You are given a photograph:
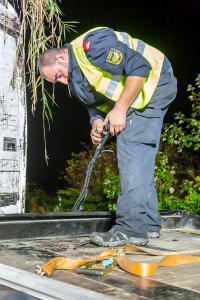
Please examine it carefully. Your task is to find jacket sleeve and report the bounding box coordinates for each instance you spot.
[83,28,152,77]
[86,105,106,126]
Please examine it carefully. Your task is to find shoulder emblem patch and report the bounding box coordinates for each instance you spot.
[83,40,91,51]
[106,48,123,65]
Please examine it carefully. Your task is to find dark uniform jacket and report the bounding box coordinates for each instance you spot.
[65,28,172,125]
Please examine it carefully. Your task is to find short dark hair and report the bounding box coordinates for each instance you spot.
[38,48,64,74]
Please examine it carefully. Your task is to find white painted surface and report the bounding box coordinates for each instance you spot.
[0,2,27,213]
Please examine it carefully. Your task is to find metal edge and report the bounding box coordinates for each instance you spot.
[0,262,116,300]
[0,211,112,221]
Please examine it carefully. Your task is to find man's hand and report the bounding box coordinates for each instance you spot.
[90,119,104,144]
[104,106,126,136]
[104,76,146,136]
[91,77,146,138]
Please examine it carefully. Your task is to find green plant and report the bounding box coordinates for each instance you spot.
[162,74,200,152]
[57,187,108,212]
[157,74,200,212]
[58,142,118,211]
[14,0,78,161]
[64,143,117,195]
[25,183,58,212]
[155,150,179,210]
[102,167,120,212]
[103,167,120,200]
[179,177,200,213]
[19,0,77,114]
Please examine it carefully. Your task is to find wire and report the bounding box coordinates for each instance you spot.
[72,125,110,212]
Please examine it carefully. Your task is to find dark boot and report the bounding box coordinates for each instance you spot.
[90,228,149,247]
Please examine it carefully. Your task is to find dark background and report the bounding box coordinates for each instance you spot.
[27,0,200,193]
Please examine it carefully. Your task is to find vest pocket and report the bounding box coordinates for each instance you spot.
[134,108,161,118]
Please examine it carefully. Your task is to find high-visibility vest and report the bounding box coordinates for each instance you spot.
[70,27,164,112]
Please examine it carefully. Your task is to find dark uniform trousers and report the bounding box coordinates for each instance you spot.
[114,68,177,238]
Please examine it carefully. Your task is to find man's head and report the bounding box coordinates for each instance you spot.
[38,48,69,85]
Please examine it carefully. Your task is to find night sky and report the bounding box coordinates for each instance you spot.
[27,0,200,193]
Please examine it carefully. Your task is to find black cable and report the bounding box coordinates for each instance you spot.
[72,125,110,212]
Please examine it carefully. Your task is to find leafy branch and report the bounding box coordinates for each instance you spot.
[15,0,78,161]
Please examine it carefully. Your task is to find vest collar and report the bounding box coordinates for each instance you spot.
[63,43,79,80]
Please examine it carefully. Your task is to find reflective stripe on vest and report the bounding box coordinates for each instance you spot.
[70,27,164,112]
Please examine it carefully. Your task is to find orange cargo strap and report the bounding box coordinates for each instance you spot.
[36,244,200,278]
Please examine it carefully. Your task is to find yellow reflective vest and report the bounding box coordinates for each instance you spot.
[70,27,164,112]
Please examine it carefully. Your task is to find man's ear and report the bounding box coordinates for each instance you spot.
[56,49,68,64]
[56,54,65,63]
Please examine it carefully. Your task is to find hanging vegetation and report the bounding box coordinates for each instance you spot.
[13,0,77,161]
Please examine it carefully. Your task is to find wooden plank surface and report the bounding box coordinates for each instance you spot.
[0,229,199,298]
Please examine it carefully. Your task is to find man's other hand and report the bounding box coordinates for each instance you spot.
[91,119,104,144]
